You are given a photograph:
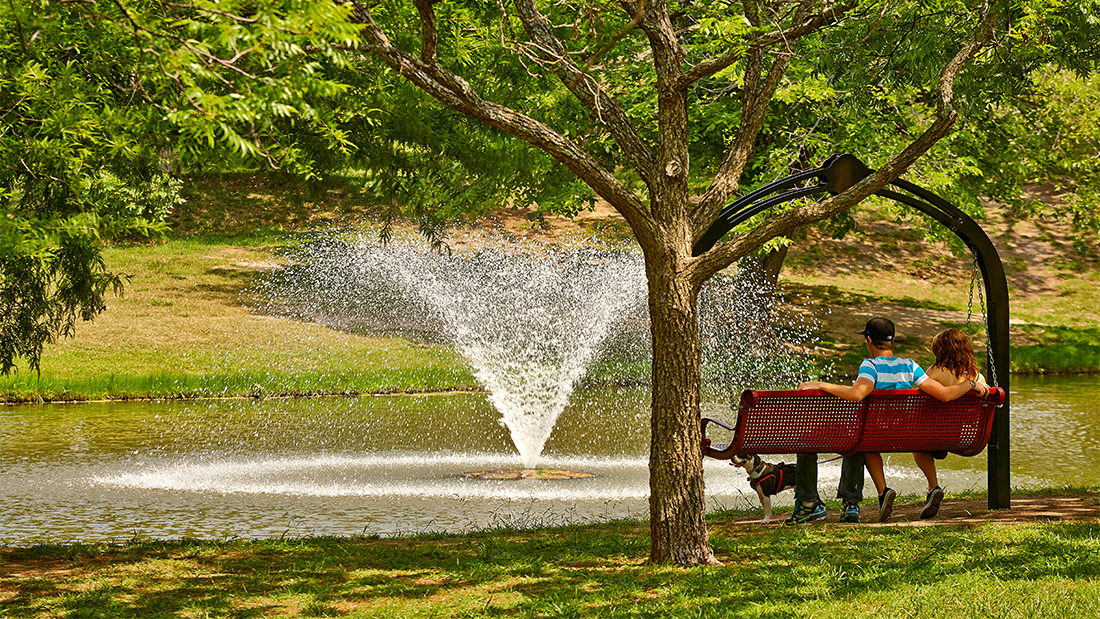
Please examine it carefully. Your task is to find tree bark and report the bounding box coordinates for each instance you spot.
[645,246,718,565]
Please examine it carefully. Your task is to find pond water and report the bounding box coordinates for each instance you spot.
[1,375,1096,546]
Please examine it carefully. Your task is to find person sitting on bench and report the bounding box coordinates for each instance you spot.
[914,328,988,519]
[787,317,990,525]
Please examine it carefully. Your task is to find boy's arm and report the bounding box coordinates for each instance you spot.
[919,377,990,401]
[798,377,875,401]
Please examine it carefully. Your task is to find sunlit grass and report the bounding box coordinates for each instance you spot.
[1,238,477,401]
[1011,325,1100,374]
[3,488,1097,619]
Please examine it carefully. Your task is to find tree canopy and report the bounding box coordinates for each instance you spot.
[1,0,357,373]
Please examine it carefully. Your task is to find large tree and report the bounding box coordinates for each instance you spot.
[0,0,356,373]
[352,1,1095,564]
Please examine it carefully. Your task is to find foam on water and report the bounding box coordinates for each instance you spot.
[89,452,946,505]
[92,453,653,500]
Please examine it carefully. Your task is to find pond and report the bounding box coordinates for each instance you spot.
[1,375,1096,546]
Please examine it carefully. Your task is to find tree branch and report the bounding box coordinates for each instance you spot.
[414,0,438,63]
[680,0,857,87]
[510,0,657,195]
[626,0,693,227]
[687,2,1006,284]
[352,2,655,243]
[578,0,646,76]
[690,0,801,233]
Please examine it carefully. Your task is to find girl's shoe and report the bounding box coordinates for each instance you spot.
[921,486,945,519]
[878,488,896,522]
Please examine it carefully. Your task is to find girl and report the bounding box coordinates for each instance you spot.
[917,328,985,519]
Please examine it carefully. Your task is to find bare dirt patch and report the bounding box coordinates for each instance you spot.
[710,490,1100,532]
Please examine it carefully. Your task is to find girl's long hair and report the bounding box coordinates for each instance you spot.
[930,328,981,380]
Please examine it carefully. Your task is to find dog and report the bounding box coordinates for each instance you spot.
[699,419,796,525]
[728,454,797,524]
[700,418,798,523]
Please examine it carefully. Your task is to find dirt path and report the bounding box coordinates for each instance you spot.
[710,490,1100,531]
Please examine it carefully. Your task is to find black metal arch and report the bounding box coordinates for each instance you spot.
[696,154,1010,509]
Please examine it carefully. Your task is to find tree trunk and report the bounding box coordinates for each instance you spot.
[760,246,788,292]
[645,249,718,565]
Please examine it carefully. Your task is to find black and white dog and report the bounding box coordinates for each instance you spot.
[700,418,797,523]
[727,454,797,524]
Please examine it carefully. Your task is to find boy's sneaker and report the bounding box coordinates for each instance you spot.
[878,487,896,522]
[921,486,945,519]
[841,502,860,523]
[785,502,826,525]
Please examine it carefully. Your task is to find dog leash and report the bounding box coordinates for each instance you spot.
[729,454,845,467]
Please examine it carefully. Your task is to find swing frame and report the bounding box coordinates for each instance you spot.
[696,154,1011,509]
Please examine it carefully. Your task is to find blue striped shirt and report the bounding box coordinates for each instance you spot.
[858,356,928,389]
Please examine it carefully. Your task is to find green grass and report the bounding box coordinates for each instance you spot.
[0,233,478,401]
[0,368,476,402]
[1011,326,1100,374]
[3,174,1096,402]
[2,489,1097,618]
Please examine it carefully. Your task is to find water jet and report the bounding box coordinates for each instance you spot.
[255,231,649,468]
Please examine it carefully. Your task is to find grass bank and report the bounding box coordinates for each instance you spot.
[0,235,478,402]
[2,488,1097,618]
[2,174,1097,402]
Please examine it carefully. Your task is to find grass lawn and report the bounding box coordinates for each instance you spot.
[2,489,1097,618]
[0,237,476,401]
[2,173,1096,401]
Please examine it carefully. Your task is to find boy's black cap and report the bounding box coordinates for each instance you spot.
[857,317,895,341]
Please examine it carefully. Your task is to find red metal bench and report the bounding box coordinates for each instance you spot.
[702,387,1005,459]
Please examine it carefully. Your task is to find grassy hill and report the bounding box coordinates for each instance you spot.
[2,174,1096,402]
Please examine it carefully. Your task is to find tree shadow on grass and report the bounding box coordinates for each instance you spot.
[2,521,1097,617]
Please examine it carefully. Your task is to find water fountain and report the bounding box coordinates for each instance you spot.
[5,228,978,546]
[256,229,650,470]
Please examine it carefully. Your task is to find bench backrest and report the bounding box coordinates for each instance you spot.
[723,387,1004,456]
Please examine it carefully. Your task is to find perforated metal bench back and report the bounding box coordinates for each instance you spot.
[731,390,864,454]
[860,389,1000,456]
[725,388,1003,456]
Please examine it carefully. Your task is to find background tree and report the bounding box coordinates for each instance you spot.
[0,0,357,373]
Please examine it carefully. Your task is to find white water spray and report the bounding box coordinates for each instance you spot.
[373,244,647,468]
[253,230,823,468]
[261,232,649,468]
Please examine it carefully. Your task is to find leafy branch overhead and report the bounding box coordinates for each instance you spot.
[352,1,1094,280]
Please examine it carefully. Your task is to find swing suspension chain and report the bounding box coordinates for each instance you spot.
[969,257,999,388]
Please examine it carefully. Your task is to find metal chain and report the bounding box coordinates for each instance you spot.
[971,258,999,388]
[965,262,976,333]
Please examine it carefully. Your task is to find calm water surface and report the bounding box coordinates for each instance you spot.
[1,375,1096,546]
